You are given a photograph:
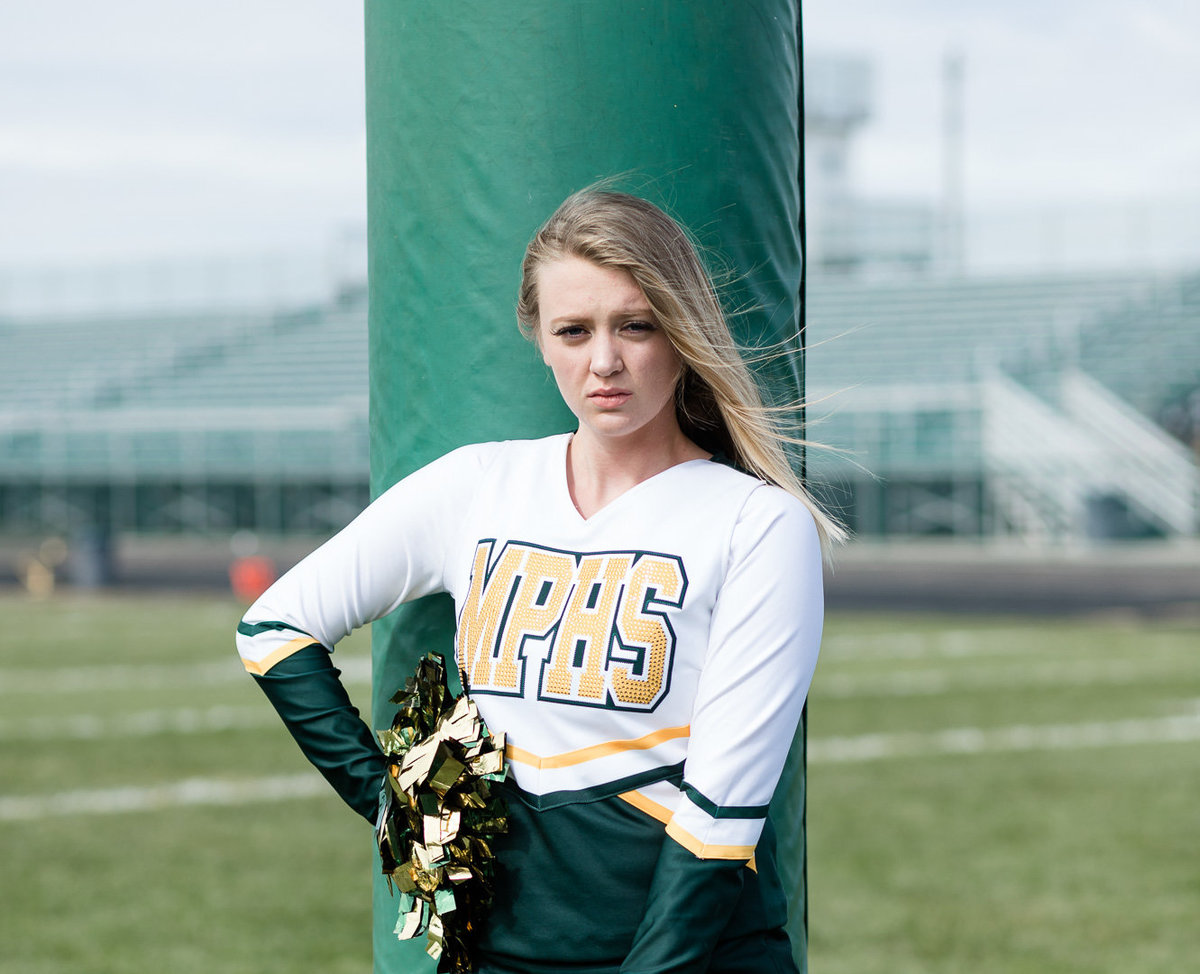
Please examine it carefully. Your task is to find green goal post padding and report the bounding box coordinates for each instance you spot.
[365,4,809,969]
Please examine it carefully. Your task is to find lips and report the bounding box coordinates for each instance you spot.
[588,388,631,408]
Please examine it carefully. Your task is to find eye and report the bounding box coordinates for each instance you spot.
[622,319,656,334]
[550,324,588,339]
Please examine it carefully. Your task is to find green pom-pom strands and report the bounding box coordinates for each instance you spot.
[375,654,508,972]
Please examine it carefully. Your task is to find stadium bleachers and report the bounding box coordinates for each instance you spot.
[804,271,1165,390]
[1074,272,1200,417]
[802,269,1200,539]
[0,304,367,415]
[126,307,367,411]
[0,296,368,481]
[1,267,1197,541]
[0,294,369,539]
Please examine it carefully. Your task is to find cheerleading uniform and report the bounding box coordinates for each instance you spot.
[237,433,824,973]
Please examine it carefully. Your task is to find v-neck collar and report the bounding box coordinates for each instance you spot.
[555,432,712,524]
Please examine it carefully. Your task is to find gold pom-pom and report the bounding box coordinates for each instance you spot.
[375,654,507,973]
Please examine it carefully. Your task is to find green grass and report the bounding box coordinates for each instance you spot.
[807,613,1200,974]
[1,594,1197,972]
[0,593,375,973]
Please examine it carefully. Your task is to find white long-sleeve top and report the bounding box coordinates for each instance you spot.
[237,432,823,862]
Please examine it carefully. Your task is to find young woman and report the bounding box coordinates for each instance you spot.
[237,190,842,973]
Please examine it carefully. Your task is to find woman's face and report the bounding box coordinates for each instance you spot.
[536,256,683,450]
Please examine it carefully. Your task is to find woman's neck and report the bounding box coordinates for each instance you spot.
[566,425,709,519]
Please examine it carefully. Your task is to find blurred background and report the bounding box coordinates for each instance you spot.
[1,0,1197,606]
[1,3,1197,972]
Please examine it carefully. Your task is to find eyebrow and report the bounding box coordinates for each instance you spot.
[546,306,656,325]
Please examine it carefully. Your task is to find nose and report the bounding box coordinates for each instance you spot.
[589,331,624,377]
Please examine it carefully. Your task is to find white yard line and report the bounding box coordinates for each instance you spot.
[4,652,1183,704]
[820,627,1195,661]
[815,656,1190,698]
[0,774,328,822]
[4,714,1198,822]
[808,713,1200,764]
[821,629,1056,660]
[0,705,279,741]
[0,657,372,694]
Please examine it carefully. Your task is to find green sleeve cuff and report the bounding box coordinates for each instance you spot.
[252,643,387,823]
[620,836,745,974]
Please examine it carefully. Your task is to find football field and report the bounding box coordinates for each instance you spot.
[1,593,1197,973]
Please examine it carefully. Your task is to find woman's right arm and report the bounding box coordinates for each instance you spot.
[234,444,492,822]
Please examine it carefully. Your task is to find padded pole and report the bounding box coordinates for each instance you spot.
[365,3,807,969]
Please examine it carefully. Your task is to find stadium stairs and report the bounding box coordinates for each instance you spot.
[805,269,1200,542]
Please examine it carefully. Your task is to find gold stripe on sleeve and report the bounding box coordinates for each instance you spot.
[240,636,321,676]
[621,791,757,871]
[665,819,757,864]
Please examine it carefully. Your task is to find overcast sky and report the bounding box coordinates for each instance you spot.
[1,1,1197,269]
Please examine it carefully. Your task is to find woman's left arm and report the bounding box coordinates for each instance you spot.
[235,444,491,823]
[621,486,824,974]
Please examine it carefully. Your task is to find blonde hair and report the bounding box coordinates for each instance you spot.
[517,189,846,553]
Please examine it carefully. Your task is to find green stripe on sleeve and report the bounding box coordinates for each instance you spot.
[237,620,314,639]
[682,782,770,820]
